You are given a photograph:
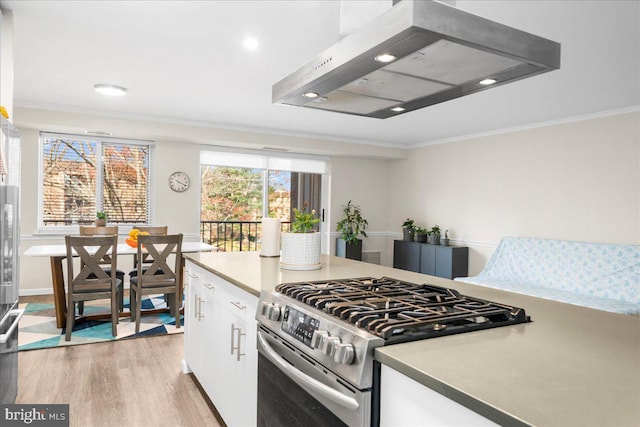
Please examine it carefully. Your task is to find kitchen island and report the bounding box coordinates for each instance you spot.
[184,251,640,427]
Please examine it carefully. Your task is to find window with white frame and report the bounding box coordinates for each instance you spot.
[38,132,153,230]
[199,149,329,250]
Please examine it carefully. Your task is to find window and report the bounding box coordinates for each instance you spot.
[199,149,328,250]
[39,133,153,231]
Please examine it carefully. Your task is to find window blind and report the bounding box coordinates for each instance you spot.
[200,148,328,174]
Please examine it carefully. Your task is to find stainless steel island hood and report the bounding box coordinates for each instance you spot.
[273,0,560,119]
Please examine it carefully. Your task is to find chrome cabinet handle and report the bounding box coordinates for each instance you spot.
[203,282,215,290]
[230,301,246,310]
[230,323,235,355]
[231,323,246,361]
[194,295,200,319]
[188,272,198,279]
[236,327,246,361]
[198,296,205,320]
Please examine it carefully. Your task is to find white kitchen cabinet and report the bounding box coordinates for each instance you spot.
[380,364,497,427]
[183,260,258,427]
[183,263,204,378]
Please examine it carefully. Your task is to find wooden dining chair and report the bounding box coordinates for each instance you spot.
[129,225,169,276]
[128,225,172,307]
[129,233,183,333]
[65,235,122,341]
[78,226,125,313]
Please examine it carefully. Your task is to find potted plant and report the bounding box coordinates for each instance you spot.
[429,224,441,245]
[402,218,415,241]
[441,229,450,246]
[335,200,368,261]
[414,227,428,243]
[280,204,321,270]
[95,211,107,227]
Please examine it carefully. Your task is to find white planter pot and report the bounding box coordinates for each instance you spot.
[280,232,321,270]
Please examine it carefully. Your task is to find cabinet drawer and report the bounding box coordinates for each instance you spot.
[219,280,258,323]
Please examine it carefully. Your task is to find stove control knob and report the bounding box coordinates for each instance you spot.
[323,337,341,357]
[267,303,282,321]
[260,302,271,317]
[311,331,329,349]
[334,343,355,365]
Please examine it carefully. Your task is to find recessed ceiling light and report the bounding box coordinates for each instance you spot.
[93,84,127,96]
[243,36,259,50]
[391,106,405,112]
[303,92,319,98]
[479,78,497,86]
[374,53,396,63]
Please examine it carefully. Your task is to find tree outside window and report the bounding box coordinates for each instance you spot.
[40,134,152,227]
[200,165,320,251]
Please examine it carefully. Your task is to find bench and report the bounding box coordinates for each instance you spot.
[454,237,640,315]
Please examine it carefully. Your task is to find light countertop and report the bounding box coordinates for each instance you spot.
[184,251,640,427]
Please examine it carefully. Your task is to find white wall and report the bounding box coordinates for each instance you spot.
[329,156,392,265]
[389,111,640,275]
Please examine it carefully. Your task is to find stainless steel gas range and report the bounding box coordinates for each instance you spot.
[255,276,530,427]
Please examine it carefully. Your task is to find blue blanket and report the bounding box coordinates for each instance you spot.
[455,237,640,315]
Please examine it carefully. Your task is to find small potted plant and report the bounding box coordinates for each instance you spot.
[441,229,450,246]
[280,204,321,270]
[96,211,107,227]
[429,224,441,245]
[414,227,428,243]
[402,218,415,241]
[336,200,368,261]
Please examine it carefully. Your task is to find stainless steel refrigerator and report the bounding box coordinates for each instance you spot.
[0,118,22,405]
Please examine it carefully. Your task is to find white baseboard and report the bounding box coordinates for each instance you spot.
[19,287,54,296]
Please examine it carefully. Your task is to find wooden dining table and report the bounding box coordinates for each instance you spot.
[24,241,216,328]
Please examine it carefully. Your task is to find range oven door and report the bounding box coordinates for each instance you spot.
[257,327,371,427]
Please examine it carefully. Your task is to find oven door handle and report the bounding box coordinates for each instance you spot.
[0,309,25,344]
[257,331,359,411]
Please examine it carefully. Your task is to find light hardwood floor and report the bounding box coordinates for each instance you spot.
[17,296,223,427]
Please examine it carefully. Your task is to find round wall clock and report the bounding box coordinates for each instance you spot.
[168,171,190,192]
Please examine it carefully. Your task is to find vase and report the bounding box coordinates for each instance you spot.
[95,219,106,227]
[430,233,440,245]
[280,232,321,270]
[335,238,363,261]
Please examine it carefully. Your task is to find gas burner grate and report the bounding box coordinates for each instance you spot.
[276,277,529,342]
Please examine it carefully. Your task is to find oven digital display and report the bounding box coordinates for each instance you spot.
[281,306,320,347]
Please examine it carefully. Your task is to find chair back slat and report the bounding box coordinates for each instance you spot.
[133,225,168,268]
[79,226,118,264]
[136,234,183,289]
[66,235,118,293]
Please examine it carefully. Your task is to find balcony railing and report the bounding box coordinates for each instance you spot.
[200,220,291,252]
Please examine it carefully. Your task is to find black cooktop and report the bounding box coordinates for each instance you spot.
[275,277,530,344]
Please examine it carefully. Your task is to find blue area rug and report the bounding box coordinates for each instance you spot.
[18,295,183,351]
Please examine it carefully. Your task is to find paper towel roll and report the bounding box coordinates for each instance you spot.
[260,218,281,257]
